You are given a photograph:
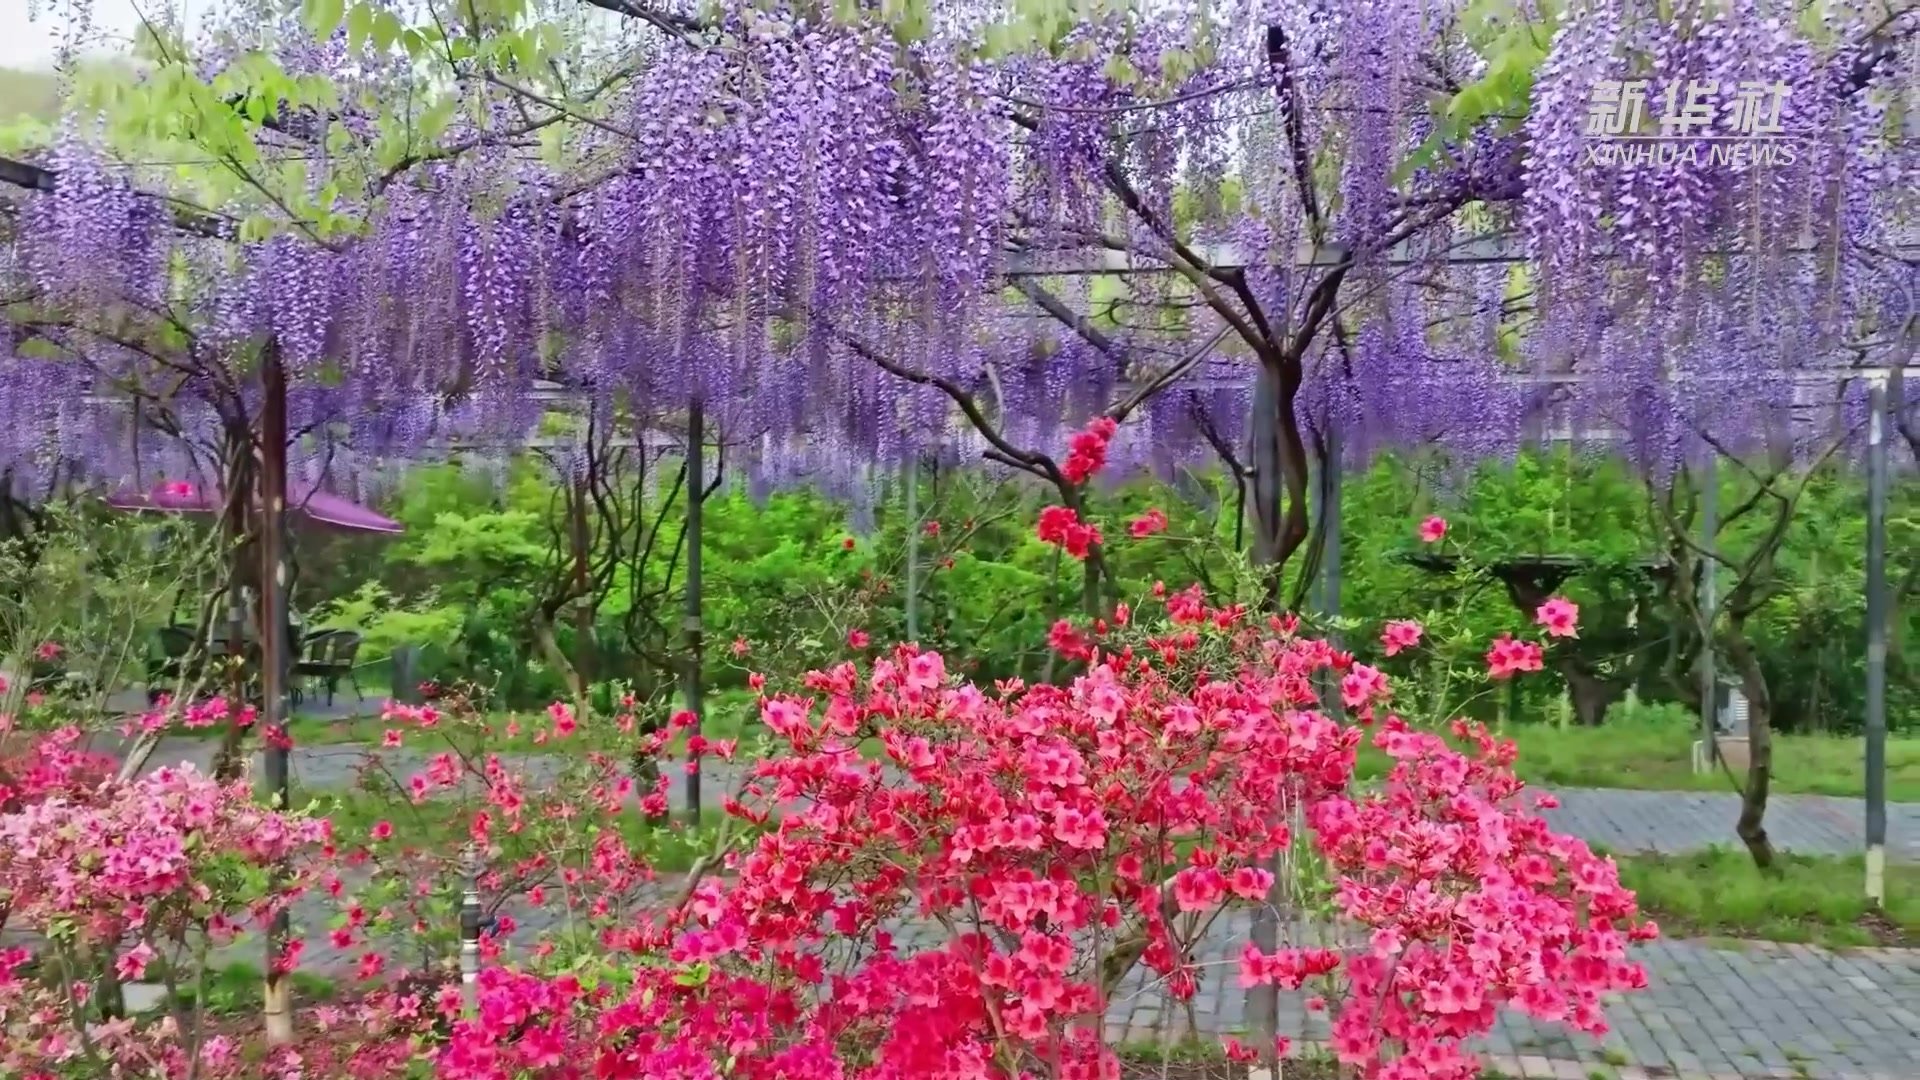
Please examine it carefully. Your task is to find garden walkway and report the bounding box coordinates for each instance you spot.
[85,740,1920,1078]
[126,737,1920,864]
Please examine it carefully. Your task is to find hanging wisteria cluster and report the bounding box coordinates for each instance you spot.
[1524,0,1916,476]
[0,0,1911,503]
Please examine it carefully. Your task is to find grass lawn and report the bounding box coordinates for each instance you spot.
[180,963,337,1014]
[1117,1041,1338,1080]
[1355,708,1920,801]
[1609,848,1920,948]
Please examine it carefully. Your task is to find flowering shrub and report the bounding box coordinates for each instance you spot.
[0,758,331,1078]
[0,574,1652,1080]
[422,577,1652,1080]
[1311,721,1653,1076]
[0,723,116,815]
[312,680,757,1028]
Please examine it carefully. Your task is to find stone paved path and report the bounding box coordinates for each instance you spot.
[74,738,1920,1079]
[108,886,1911,1080]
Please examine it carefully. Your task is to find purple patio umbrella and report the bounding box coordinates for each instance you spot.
[104,480,404,534]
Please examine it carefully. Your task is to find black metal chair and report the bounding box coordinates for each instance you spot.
[146,625,202,705]
[294,629,365,707]
[289,627,327,707]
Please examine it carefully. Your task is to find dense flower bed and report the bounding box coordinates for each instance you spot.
[0,587,1653,1079]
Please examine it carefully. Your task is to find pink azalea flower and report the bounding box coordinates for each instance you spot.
[115,942,155,981]
[1380,619,1424,656]
[1128,508,1168,538]
[1418,515,1448,543]
[1340,663,1390,709]
[1485,634,1545,679]
[1535,596,1580,638]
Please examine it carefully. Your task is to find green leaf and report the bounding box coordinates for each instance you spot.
[14,337,63,361]
[346,3,376,51]
[301,0,346,37]
[1161,48,1194,85]
[1390,128,1450,187]
[372,11,404,52]
[672,962,711,988]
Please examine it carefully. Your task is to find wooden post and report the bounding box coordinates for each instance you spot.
[258,343,294,1046]
[682,399,704,822]
[904,456,920,640]
[1699,454,1719,767]
[1246,363,1284,1063]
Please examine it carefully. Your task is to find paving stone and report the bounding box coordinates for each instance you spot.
[1516,1055,1556,1078]
[122,981,168,1012]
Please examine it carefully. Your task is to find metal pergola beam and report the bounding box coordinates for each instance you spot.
[1005,236,1508,275]
[1001,237,1920,277]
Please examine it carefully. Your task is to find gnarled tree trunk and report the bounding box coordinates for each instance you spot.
[1723,612,1777,869]
[1560,660,1628,727]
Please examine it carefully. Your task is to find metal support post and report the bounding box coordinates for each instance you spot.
[1864,375,1889,904]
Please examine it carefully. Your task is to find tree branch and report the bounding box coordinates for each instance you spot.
[825,320,1061,486]
[0,155,232,239]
